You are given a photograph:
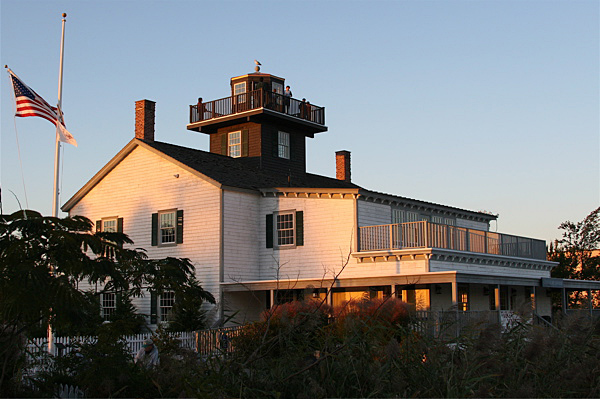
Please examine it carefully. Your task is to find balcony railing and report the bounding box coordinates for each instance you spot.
[359,221,547,260]
[189,89,325,125]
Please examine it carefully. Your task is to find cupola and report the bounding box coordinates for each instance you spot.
[186,66,328,176]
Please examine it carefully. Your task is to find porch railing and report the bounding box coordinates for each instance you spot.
[359,221,547,260]
[190,89,325,125]
[409,310,524,339]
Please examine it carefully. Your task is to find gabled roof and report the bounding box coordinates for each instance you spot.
[61,139,360,212]
[144,140,362,191]
[62,139,496,222]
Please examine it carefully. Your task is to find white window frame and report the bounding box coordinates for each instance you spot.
[102,218,118,232]
[228,131,241,158]
[392,209,405,224]
[159,210,177,246]
[432,215,444,224]
[406,211,420,223]
[278,131,290,159]
[101,292,116,321]
[233,82,246,95]
[274,211,296,248]
[159,291,175,322]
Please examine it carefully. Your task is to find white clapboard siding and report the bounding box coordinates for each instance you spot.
[69,147,222,323]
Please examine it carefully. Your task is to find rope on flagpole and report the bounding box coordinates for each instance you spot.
[6,67,30,211]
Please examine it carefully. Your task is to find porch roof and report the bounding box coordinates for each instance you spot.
[221,271,543,292]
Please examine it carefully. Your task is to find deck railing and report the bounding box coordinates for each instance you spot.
[190,89,325,125]
[359,221,547,260]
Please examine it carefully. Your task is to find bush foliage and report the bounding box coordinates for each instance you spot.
[8,298,600,398]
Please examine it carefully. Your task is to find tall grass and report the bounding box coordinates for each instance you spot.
[10,299,600,398]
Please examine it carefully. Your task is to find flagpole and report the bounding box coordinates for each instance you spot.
[52,13,66,218]
[48,12,67,356]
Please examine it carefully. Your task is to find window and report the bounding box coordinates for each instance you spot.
[266,211,304,249]
[101,292,116,321]
[228,131,241,158]
[159,211,176,244]
[278,131,290,159]
[233,82,246,95]
[392,209,405,224]
[159,291,175,322]
[277,212,295,246]
[96,217,123,233]
[432,215,444,224]
[152,210,183,246]
[102,219,117,232]
[406,211,420,223]
[458,285,469,311]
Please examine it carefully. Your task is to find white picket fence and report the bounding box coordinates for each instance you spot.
[26,331,196,360]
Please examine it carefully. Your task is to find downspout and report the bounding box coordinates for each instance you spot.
[219,188,225,325]
[353,194,359,252]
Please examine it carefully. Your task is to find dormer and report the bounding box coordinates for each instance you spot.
[187,68,328,176]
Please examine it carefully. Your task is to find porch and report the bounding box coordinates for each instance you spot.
[222,271,553,324]
[358,221,547,261]
[188,89,326,133]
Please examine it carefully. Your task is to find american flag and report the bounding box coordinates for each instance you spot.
[8,69,77,146]
[8,70,60,125]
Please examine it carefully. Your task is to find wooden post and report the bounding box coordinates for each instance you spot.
[495,285,501,325]
[588,289,593,319]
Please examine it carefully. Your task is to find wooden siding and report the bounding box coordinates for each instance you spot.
[208,121,307,176]
[259,196,357,282]
[69,146,223,324]
[223,190,261,282]
[358,200,392,227]
[260,123,306,177]
[456,218,489,231]
[211,122,262,157]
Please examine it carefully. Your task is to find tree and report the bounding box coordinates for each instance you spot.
[0,210,214,394]
[548,207,600,311]
[549,207,600,281]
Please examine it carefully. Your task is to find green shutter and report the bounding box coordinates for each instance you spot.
[176,209,184,244]
[266,214,273,248]
[117,218,124,248]
[150,291,157,324]
[96,220,102,233]
[220,133,227,155]
[272,131,279,157]
[151,213,158,246]
[296,211,304,246]
[242,129,249,157]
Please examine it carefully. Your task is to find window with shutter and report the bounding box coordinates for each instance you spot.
[266,210,304,249]
[152,209,183,246]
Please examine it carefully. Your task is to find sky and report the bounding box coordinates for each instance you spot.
[1,0,598,245]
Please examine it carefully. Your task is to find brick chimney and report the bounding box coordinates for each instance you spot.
[336,150,351,182]
[135,99,155,142]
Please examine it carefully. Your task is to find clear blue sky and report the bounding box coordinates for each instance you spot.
[1,0,598,244]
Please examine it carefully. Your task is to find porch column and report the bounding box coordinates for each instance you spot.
[451,281,458,306]
[495,285,501,325]
[269,290,275,309]
[588,289,593,319]
[391,285,396,298]
[531,285,537,314]
[562,288,567,315]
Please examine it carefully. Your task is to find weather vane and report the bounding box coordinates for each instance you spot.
[254,59,261,72]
